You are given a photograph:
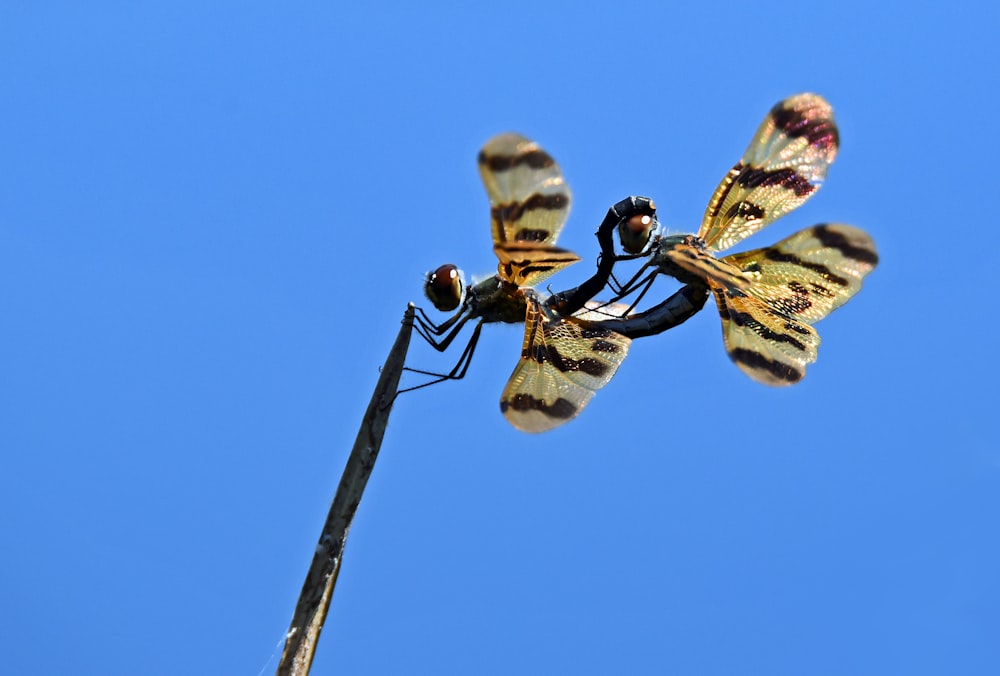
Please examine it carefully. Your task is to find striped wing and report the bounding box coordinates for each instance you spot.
[493,241,582,289]
[478,133,579,287]
[699,94,839,253]
[710,224,878,385]
[711,287,821,386]
[500,294,631,433]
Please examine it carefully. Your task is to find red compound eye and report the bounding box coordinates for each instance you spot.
[618,212,656,254]
[424,264,464,312]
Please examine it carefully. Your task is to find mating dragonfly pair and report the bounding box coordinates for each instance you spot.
[413,94,879,433]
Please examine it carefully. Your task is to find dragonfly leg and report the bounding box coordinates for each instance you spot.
[397,319,485,395]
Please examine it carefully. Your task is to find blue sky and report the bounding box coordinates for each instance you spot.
[3,2,998,674]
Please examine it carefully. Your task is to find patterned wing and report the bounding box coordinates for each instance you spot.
[699,94,839,253]
[712,287,821,386]
[500,294,631,433]
[724,224,878,324]
[493,242,581,289]
[710,223,878,385]
[478,133,578,287]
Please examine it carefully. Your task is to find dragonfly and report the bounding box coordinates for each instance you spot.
[415,133,669,433]
[609,93,878,384]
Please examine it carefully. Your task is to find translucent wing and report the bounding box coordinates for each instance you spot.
[699,94,839,252]
[712,287,821,386]
[493,242,581,289]
[710,223,878,385]
[500,294,631,433]
[479,133,572,246]
[723,224,879,324]
[479,133,578,287]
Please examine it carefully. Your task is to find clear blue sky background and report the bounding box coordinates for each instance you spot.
[3,3,997,674]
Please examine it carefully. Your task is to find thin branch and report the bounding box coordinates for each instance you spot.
[276,303,415,676]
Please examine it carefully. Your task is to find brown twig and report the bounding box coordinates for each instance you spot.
[277,303,415,675]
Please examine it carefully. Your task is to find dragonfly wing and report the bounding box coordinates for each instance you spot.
[699,94,839,252]
[479,134,577,286]
[722,223,879,324]
[710,223,877,385]
[500,295,631,433]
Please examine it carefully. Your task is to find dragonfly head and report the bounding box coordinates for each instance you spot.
[424,264,466,312]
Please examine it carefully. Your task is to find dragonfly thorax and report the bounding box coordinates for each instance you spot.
[651,235,715,286]
[468,275,528,324]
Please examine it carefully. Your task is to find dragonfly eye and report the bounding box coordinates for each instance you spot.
[618,212,657,254]
[424,264,465,312]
